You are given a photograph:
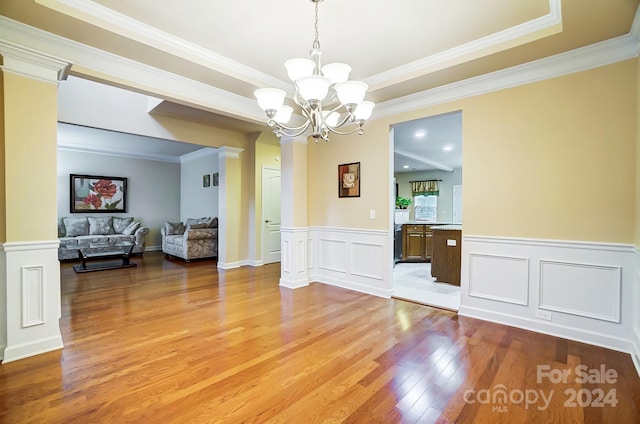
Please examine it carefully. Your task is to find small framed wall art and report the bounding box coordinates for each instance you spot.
[70,174,127,213]
[212,172,219,186]
[203,174,211,187]
[338,162,360,198]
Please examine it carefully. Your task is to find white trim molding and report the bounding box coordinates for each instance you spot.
[0,40,71,84]
[280,227,309,289]
[460,235,637,360]
[1,240,63,363]
[308,227,392,298]
[633,247,640,375]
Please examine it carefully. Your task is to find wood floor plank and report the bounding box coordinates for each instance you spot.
[0,251,638,423]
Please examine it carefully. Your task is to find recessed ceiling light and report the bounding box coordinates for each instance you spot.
[403,165,409,169]
[414,130,427,138]
[443,145,453,151]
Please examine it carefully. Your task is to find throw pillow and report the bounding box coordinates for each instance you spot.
[185,218,200,228]
[187,223,207,230]
[63,217,89,237]
[88,216,114,235]
[113,217,134,233]
[57,219,66,237]
[206,217,218,228]
[165,221,185,235]
[122,221,141,235]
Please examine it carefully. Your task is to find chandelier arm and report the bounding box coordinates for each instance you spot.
[325,122,366,136]
[267,118,311,135]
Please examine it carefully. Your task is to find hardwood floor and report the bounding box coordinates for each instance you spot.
[1,251,638,423]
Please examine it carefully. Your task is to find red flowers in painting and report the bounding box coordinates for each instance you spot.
[75,178,123,210]
[92,179,118,199]
[83,193,103,209]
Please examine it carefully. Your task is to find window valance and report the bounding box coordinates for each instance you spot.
[411,180,439,196]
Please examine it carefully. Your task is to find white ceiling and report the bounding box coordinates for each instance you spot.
[1,0,638,166]
[393,112,463,174]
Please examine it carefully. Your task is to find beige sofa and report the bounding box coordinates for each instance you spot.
[58,216,149,261]
[161,217,218,261]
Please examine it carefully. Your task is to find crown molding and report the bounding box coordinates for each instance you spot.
[374,30,640,120]
[34,0,288,91]
[365,0,563,91]
[0,39,71,84]
[0,15,266,124]
[218,146,244,159]
[57,143,183,163]
[179,147,218,163]
[1,5,639,128]
[280,135,308,146]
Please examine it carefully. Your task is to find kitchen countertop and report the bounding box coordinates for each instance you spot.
[401,221,458,226]
[430,224,462,231]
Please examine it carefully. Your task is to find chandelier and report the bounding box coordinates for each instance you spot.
[254,0,374,142]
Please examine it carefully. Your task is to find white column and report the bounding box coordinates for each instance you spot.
[0,43,70,362]
[279,136,309,288]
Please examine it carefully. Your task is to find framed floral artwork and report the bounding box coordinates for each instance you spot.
[70,174,127,213]
[338,162,360,198]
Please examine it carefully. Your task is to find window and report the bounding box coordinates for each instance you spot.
[414,195,437,222]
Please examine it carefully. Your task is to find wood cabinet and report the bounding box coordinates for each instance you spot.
[401,224,433,262]
[431,228,461,286]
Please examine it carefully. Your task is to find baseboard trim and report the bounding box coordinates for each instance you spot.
[279,277,309,289]
[312,275,393,299]
[2,335,63,363]
[459,305,633,355]
[217,261,241,269]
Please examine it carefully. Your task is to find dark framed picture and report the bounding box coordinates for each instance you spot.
[338,162,360,198]
[203,174,211,187]
[212,172,219,186]
[70,174,127,213]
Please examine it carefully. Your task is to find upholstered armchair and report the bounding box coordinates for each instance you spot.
[161,217,218,261]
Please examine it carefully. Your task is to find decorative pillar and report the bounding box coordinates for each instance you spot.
[279,136,309,288]
[0,42,71,362]
[217,146,244,269]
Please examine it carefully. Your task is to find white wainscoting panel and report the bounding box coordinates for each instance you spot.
[21,266,45,327]
[318,239,348,274]
[350,241,385,280]
[460,235,635,356]
[468,253,529,305]
[279,227,309,289]
[2,240,63,363]
[539,260,621,323]
[633,249,640,375]
[309,227,392,297]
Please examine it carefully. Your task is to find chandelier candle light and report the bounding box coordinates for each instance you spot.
[254,0,375,142]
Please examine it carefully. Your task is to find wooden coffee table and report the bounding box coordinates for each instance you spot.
[71,242,137,273]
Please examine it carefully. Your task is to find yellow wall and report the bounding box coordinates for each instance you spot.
[0,72,5,243]
[3,72,58,241]
[307,126,390,229]
[309,60,637,243]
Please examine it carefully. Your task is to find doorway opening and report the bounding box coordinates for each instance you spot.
[391,111,463,311]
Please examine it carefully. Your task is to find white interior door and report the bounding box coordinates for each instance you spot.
[262,167,281,264]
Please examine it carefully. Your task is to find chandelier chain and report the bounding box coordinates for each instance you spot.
[313,0,320,50]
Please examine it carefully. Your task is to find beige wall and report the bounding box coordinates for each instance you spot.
[3,72,58,242]
[307,127,391,229]
[309,60,637,243]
